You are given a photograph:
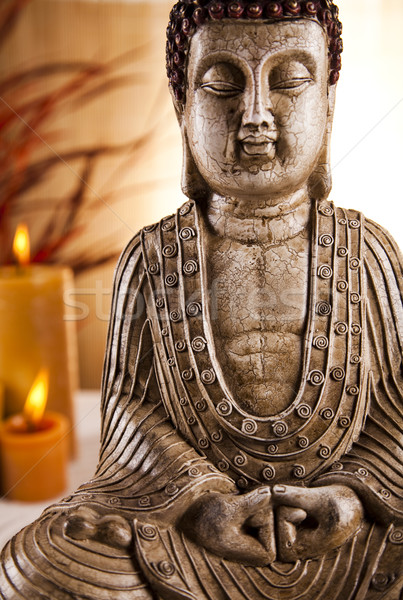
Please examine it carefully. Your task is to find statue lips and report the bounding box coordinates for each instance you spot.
[239,134,278,158]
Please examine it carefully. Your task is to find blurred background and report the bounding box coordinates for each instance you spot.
[1,0,402,390]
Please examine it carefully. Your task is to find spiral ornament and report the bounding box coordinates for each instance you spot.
[389,528,403,544]
[237,477,249,489]
[217,459,229,471]
[309,370,325,386]
[331,367,345,381]
[181,368,194,381]
[179,227,195,240]
[318,204,334,216]
[337,280,348,292]
[293,465,306,478]
[349,219,360,229]
[273,421,288,437]
[195,399,207,412]
[262,465,276,481]
[319,233,334,247]
[335,322,348,335]
[216,399,232,416]
[211,430,223,442]
[161,220,175,232]
[138,495,151,507]
[241,418,257,435]
[318,445,332,458]
[201,368,216,384]
[188,467,201,477]
[191,336,207,352]
[337,246,348,257]
[349,257,361,269]
[183,259,198,275]
[175,340,187,352]
[355,467,368,477]
[234,452,247,466]
[316,301,332,316]
[139,524,157,540]
[165,483,179,496]
[170,309,182,322]
[179,202,193,216]
[162,243,178,258]
[186,302,202,317]
[317,264,333,279]
[148,263,160,275]
[143,223,157,232]
[157,561,175,577]
[371,573,392,591]
[338,415,351,428]
[165,273,178,287]
[296,403,312,418]
[313,335,328,349]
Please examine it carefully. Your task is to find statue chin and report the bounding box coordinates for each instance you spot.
[0,4,402,600]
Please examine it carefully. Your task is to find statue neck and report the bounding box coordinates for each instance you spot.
[204,189,312,245]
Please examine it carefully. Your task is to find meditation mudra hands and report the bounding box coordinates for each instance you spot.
[63,484,363,566]
[181,484,364,565]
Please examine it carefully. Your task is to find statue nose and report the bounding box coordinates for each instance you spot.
[242,84,274,130]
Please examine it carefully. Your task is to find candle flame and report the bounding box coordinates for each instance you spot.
[13,224,30,266]
[24,369,49,426]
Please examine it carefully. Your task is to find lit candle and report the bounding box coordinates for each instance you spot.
[0,225,77,451]
[0,369,69,501]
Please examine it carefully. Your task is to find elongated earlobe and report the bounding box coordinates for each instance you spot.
[181,126,211,200]
[308,86,336,201]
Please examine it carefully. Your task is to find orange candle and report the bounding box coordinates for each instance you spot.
[0,370,69,501]
[0,226,77,451]
[0,381,4,421]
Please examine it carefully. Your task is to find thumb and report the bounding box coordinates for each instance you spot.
[236,487,272,521]
[272,484,321,511]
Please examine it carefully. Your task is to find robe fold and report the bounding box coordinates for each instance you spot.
[1,199,402,600]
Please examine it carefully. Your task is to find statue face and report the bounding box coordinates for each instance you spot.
[183,20,329,200]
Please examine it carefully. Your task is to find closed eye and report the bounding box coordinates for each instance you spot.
[270,78,312,91]
[200,81,243,97]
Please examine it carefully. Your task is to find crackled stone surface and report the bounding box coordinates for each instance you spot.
[206,201,310,416]
[185,21,328,199]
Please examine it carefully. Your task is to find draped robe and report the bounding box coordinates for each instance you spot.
[1,199,402,600]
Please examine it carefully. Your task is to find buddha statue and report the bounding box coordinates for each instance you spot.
[1,1,402,598]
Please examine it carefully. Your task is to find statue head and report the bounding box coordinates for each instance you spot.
[166,0,342,202]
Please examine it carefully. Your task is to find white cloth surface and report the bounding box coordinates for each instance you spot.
[0,390,101,550]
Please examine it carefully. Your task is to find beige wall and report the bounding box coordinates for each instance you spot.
[333,0,403,240]
[2,0,402,388]
[1,0,185,388]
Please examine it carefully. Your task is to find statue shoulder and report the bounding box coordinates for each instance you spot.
[112,229,144,287]
[334,203,403,276]
[364,216,403,266]
[362,214,403,297]
[112,208,184,285]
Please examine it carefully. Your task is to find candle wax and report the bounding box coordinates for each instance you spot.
[0,265,77,452]
[0,411,69,501]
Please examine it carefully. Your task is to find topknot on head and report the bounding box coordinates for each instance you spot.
[166,0,342,104]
